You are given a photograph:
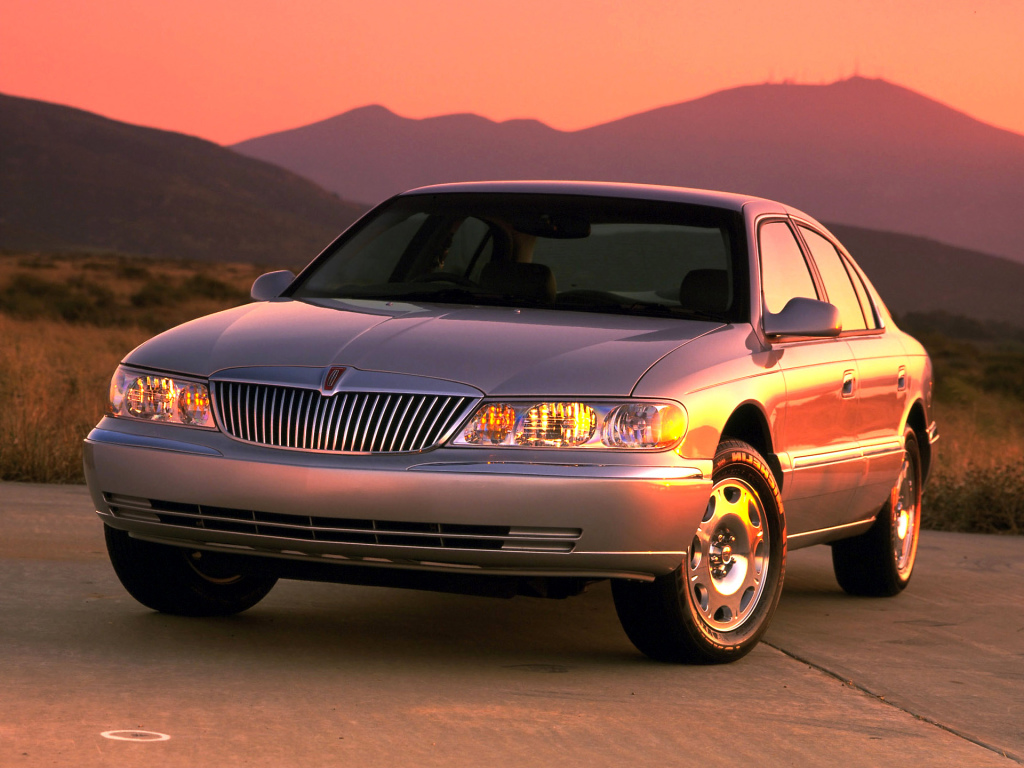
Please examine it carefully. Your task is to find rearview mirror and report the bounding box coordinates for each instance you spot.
[251,270,295,301]
[763,297,842,338]
[513,213,591,239]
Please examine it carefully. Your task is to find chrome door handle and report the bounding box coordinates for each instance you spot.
[842,370,855,397]
[897,366,907,391]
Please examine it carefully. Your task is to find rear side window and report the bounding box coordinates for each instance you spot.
[845,260,881,330]
[759,221,818,314]
[799,227,868,332]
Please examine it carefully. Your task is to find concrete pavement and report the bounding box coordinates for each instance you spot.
[1,482,1021,766]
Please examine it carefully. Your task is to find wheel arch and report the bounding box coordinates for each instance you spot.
[720,402,782,490]
[905,399,931,483]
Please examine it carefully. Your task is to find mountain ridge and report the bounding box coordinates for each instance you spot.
[0,92,365,264]
[232,77,1024,263]
[3,87,1024,327]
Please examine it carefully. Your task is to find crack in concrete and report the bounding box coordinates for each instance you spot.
[763,640,1022,765]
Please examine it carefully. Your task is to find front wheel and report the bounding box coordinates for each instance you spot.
[105,525,277,616]
[831,427,921,596]
[612,440,787,663]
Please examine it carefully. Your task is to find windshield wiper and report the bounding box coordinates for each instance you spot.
[670,308,729,322]
[555,294,727,322]
[340,287,483,303]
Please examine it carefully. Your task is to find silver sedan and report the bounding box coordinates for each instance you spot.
[84,181,937,663]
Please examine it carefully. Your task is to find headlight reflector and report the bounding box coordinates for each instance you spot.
[460,403,517,445]
[453,400,685,450]
[108,366,216,429]
[176,381,214,426]
[602,403,686,449]
[517,402,597,447]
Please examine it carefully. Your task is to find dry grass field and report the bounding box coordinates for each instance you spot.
[904,319,1024,534]
[0,251,264,481]
[1,251,1020,534]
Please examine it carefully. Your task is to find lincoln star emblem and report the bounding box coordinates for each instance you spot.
[322,366,346,392]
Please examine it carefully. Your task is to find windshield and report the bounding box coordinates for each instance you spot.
[290,193,748,322]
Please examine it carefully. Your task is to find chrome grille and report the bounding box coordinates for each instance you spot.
[211,381,473,453]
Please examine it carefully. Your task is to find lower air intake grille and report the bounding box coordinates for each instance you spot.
[104,495,581,553]
[211,381,472,453]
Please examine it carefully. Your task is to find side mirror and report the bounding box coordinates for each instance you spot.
[763,297,842,338]
[251,270,295,301]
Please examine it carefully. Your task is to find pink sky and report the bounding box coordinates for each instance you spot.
[2,0,1023,145]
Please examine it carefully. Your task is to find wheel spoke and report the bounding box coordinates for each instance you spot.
[686,476,771,631]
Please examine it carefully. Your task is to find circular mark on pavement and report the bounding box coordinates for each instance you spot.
[101,730,171,742]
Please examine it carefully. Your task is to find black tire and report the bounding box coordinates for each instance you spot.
[832,427,921,597]
[104,525,277,616]
[612,440,787,663]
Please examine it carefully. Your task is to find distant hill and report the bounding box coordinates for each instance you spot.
[232,77,1024,264]
[0,93,365,265]
[3,89,1022,329]
[826,224,1024,327]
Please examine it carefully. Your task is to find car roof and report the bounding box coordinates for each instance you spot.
[400,180,775,213]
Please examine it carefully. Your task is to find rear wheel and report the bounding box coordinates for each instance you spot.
[613,440,786,663]
[104,525,277,616]
[831,427,921,596]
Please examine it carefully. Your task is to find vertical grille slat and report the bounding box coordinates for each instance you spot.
[340,393,359,451]
[359,394,381,452]
[380,395,406,453]
[284,390,295,449]
[292,391,305,448]
[330,393,348,451]
[349,394,370,452]
[233,383,243,441]
[268,387,278,446]
[304,391,320,450]
[368,394,391,452]
[212,381,470,454]
[319,393,337,449]
[259,385,268,445]
[423,396,454,446]
[243,385,254,443]
[308,391,322,449]
[407,396,439,451]
[397,397,427,452]
[220,382,232,438]
[212,382,225,430]
[429,397,456,445]
[317,394,335,450]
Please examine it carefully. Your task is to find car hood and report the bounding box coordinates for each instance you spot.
[124,298,721,396]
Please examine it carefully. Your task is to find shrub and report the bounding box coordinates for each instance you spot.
[924,462,1024,535]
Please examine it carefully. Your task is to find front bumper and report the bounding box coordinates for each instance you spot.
[84,420,713,581]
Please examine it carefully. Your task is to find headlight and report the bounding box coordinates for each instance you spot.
[108,366,216,429]
[453,400,685,449]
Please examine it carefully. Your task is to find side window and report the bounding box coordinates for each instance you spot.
[759,221,818,315]
[845,260,881,330]
[799,228,867,332]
